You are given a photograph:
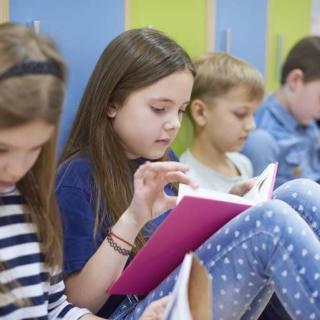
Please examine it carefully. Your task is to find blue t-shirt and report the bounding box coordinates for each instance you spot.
[242,94,320,187]
[55,150,178,317]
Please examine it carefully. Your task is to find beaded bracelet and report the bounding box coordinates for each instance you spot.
[108,228,136,248]
[106,232,131,256]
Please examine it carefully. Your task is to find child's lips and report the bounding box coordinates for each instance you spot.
[155,138,171,145]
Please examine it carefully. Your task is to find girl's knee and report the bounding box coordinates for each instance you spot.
[250,199,303,231]
[274,178,319,199]
[258,199,291,215]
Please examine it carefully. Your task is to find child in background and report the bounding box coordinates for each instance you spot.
[180,52,261,192]
[180,52,290,320]
[243,36,320,188]
[56,28,320,320]
[0,22,169,320]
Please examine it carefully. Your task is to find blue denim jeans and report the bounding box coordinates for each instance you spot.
[110,179,320,320]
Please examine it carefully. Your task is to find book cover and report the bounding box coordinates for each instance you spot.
[108,163,277,295]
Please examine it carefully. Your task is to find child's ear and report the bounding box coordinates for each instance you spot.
[286,69,304,91]
[190,99,208,127]
[107,103,119,118]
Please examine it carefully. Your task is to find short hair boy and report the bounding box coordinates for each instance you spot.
[180,52,265,192]
[243,36,320,187]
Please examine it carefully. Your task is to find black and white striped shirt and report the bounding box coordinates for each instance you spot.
[0,190,90,319]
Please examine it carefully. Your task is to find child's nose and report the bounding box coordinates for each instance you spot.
[164,115,181,131]
[245,117,256,131]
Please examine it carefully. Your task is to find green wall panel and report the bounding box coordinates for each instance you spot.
[267,0,311,91]
[130,0,207,59]
[129,0,207,155]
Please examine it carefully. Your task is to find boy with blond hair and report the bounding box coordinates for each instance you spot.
[180,52,264,192]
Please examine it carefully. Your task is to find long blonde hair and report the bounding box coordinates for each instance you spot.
[60,28,194,252]
[0,23,67,294]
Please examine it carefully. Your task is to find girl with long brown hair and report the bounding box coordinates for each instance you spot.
[0,22,169,320]
[57,27,196,318]
[57,28,320,320]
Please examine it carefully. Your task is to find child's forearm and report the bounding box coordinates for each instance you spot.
[65,209,143,313]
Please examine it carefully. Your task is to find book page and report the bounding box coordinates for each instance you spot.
[163,253,212,320]
[163,253,193,320]
[178,163,277,206]
[177,184,254,206]
[243,163,278,203]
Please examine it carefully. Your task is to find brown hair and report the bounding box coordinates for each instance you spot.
[191,52,265,107]
[60,28,194,251]
[281,36,320,85]
[0,23,66,296]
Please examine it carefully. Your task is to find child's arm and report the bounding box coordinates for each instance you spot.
[63,161,196,313]
[242,129,280,176]
[47,273,93,319]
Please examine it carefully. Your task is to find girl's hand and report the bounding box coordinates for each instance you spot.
[125,161,197,227]
[229,178,255,197]
[139,296,171,320]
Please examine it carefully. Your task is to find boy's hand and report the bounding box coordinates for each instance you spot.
[126,161,198,227]
[229,178,255,197]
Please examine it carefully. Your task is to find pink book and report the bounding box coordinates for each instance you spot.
[108,163,278,295]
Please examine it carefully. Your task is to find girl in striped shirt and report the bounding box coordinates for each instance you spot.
[0,22,168,320]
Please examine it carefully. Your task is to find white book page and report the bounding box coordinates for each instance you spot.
[177,184,254,206]
[243,163,277,203]
[177,163,277,206]
[163,253,193,320]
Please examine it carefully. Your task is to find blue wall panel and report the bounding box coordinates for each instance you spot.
[215,0,268,75]
[10,0,125,152]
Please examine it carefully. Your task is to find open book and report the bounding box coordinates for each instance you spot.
[163,253,212,320]
[177,162,278,206]
[108,163,278,295]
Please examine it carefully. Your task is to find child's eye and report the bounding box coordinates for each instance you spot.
[0,149,8,154]
[30,147,42,153]
[151,106,165,113]
[234,112,247,119]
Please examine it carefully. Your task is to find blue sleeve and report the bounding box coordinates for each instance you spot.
[168,149,179,162]
[57,186,96,273]
[55,159,104,274]
[242,129,280,176]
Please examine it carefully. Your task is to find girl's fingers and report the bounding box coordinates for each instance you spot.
[161,171,198,188]
[139,296,171,320]
[162,195,178,210]
[150,296,171,315]
[135,161,190,179]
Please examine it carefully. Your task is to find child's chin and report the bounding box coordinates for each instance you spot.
[229,144,244,153]
[145,149,167,160]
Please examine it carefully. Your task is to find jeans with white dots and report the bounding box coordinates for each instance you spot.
[110,179,320,320]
